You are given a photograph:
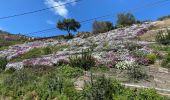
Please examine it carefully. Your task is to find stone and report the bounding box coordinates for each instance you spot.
[158,67,169,74]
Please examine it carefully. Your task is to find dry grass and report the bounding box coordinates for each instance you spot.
[140,18,170,42]
[155,19,170,28]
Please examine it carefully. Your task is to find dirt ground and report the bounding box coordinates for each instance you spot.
[74,61,170,94]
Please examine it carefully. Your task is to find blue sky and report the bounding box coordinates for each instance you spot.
[0,0,170,37]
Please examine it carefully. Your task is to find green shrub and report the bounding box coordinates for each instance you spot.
[36,73,80,100]
[138,89,161,100]
[125,42,142,51]
[69,49,96,70]
[127,63,147,81]
[156,30,170,45]
[117,12,137,27]
[43,47,53,54]
[57,65,83,78]
[3,69,37,87]
[146,53,157,64]
[132,49,147,58]
[2,69,38,99]
[92,21,114,34]
[36,73,64,99]
[11,45,69,62]
[83,76,119,100]
[0,57,7,71]
[161,52,170,68]
[4,67,16,74]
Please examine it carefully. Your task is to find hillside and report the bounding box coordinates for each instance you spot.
[0,30,33,50]
[0,20,170,99]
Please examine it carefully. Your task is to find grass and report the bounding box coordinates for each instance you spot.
[0,39,27,51]
[0,64,169,100]
[0,46,9,51]
[149,43,170,52]
[0,65,82,99]
[10,45,69,62]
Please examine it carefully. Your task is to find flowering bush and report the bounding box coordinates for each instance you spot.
[125,42,142,51]
[127,63,147,80]
[146,53,157,64]
[0,57,7,71]
[115,60,136,70]
[135,57,150,66]
[131,50,147,58]
[69,49,96,70]
[161,52,170,68]
[105,52,119,67]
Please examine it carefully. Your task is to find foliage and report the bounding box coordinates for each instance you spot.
[69,49,96,70]
[57,65,83,78]
[11,45,69,62]
[149,44,170,52]
[138,89,162,100]
[132,49,148,58]
[92,20,114,34]
[37,73,81,100]
[96,52,119,68]
[3,69,37,87]
[0,68,168,99]
[161,52,170,68]
[115,60,136,70]
[125,42,142,51]
[83,76,120,100]
[127,63,147,81]
[146,53,157,64]
[82,76,165,100]
[156,30,170,45]
[117,12,137,27]
[135,57,150,66]
[0,57,8,71]
[57,18,81,36]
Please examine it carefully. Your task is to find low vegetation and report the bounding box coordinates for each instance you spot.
[0,30,30,51]
[10,45,69,62]
[69,49,96,70]
[92,21,114,34]
[0,66,169,100]
[116,12,138,27]
[149,43,170,52]
[1,13,170,100]
[161,51,170,68]
[0,57,7,72]
[156,29,170,45]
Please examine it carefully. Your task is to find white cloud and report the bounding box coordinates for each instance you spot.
[46,20,55,25]
[45,0,77,18]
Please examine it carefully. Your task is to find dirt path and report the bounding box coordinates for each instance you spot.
[122,83,170,95]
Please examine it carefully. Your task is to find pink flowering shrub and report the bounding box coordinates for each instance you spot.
[96,52,119,68]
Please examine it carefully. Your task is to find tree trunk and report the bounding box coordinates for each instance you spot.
[67,29,71,36]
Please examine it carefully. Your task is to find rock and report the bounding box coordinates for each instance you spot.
[158,67,169,74]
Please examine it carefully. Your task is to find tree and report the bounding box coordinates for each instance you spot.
[117,12,136,27]
[92,21,114,34]
[57,19,81,36]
